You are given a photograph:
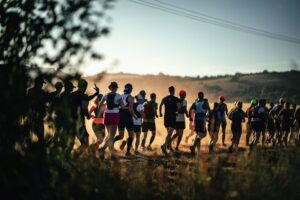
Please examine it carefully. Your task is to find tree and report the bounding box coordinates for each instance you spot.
[0,0,115,152]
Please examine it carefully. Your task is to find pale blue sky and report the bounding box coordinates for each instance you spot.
[81,0,300,76]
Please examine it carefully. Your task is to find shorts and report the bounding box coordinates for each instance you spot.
[231,124,242,134]
[133,125,142,133]
[218,121,227,128]
[92,123,105,138]
[175,121,186,130]
[194,120,207,137]
[142,121,156,132]
[251,121,266,132]
[164,115,176,129]
[118,110,133,132]
[104,112,120,126]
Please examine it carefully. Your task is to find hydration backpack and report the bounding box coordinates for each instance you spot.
[107,93,118,110]
[195,100,207,114]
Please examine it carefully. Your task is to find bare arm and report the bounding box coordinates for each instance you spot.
[159,99,164,117]
[128,96,137,119]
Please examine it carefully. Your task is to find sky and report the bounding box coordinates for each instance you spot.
[80,0,300,77]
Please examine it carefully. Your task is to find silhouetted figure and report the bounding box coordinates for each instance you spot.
[250,99,268,147]
[217,96,229,146]
[270,98,285,144]
[245,99,256,145]
[71,79,99,157]
[160,86,179,155]
[228,101,246,152]
[278,102,293,146]
[208,102,220,153]
[53,80,75,148]
[27,76,51,147]
[266,102,276,144]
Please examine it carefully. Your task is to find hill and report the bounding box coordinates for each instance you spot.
[85,70,300,104]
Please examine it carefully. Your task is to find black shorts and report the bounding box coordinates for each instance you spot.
[175,121,186,130]
[118,110,133,132]
[251,121,266,132]
[194,120,207,137]
[77,126,89,144]
[142,121,156,132]
[164,115,176,129]
[133,125,142,133]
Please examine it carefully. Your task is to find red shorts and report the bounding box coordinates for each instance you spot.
[104,112,120,126]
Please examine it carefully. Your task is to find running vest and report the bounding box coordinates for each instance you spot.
[133,102,142,118]
[106,93,119,110]
[252,106,267,122]
[178,99,187,114]
[195,100,208,114]
[121,94,130,110]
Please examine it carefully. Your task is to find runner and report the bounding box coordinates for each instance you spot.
[245,99,256,145]
[27,76,51,147]
[250,99,268,147]
[217,96,229,146]
[132,94,144,154]
[171,90,189,151]
[89,94,105,158]
[266,102,276,145]
[141,93,158,151]
[294,106,300,146]
[98,82,125,159]
[189,92,211,156]
[208,102,220,153]
[185,103,196,143]
[270,98,285,145]
[228,101,246,152]
[159,86,179,155]
[71,79,99,157]
[114,83,137,156]
[278,102,293,146]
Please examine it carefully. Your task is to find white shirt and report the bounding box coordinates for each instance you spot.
[103,93,122,113]
[133,104,143,125]
[176,99,187,122]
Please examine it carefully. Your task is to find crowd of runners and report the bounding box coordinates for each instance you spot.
[27,77,300,159]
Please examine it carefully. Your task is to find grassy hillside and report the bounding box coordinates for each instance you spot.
[86,70,300,104]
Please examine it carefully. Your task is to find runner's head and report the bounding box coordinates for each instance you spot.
[169,86,175,95]
[139,90,146,99]
[124,83,133,94]
[108,81,118,92]
[237,101,243,109]
[284,102,290,109]
[135,93,144,103]
[179,90,186,99]
[54,81,63,92]
[250,99,256,106]
[34,76,46,89]
[150,93,156,101]
[279,98,285,105]
[213,102,219,110]
[78,79,88,92]
[198,91,204,100]
[219,95,226,102]
[258,99,266,107]
[64,80,75,92]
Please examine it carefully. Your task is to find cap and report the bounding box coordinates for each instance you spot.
[136,94,143,100]
[250,99,256,105]
[219,95,226,101]
[179,90,186,96]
